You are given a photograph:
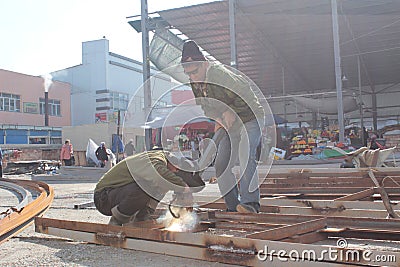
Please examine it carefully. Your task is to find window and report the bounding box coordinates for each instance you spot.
[39,98,61,116]
[0,93,20,112]
[110,92,129,111]
[50,137,62,144]
[29,137,46,144]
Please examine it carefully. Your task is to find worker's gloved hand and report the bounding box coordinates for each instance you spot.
[176,170,205,193]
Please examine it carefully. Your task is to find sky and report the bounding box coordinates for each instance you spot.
[0,0,214,76]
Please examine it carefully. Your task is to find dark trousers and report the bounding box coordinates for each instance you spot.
[94,182,151,216]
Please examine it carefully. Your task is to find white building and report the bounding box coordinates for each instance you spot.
[52,38,173,126]
[51,38,177,151]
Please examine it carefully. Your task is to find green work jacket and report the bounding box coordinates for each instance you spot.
[94,150,186,195]
[190,63,264,128]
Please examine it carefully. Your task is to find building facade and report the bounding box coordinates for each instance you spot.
[0,69,71,144]
[51,38,173,127]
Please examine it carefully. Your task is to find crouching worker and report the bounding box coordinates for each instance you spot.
[94,150,205,226]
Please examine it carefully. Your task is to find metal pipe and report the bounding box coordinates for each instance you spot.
[282,66,288,134]
[229,0,238,69]
[44,91,49,126]
[358,56,365,146]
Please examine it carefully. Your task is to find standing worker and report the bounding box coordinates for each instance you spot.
[93,150,204,226]
[181,40,264,213]
[60,139,74,166]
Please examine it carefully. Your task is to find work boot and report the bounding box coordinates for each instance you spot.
[108,206,131,226]
[236,203,259,214]
[135,207,155,222]
[123,207,155,227]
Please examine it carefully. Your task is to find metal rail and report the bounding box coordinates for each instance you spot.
[0,181,31,219]
[0,178,54,244]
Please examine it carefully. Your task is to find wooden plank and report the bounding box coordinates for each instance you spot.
[245,218,327,240]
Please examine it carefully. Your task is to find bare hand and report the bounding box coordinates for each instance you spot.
[215,117,223,131]
[222,110,236,129]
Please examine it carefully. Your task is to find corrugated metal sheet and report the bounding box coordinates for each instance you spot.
[156,0,400,97]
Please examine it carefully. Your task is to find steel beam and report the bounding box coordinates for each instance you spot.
[35,216,400,266]
[0,178,53,244]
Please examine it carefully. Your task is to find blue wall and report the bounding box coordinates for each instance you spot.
[0,129,61,144]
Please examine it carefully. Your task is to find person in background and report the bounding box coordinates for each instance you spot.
[106,148,116,167]
[60,139,74,166]
[94,150,204,226]
[362,127,369,147]
[369,134,385,150]
[96,142,110,168]
[124,139,136,157]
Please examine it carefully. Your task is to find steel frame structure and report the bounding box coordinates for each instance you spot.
[35,211,400,266]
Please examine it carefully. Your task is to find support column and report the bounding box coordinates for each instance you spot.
[229,0,238,69]
[44,91,49,126]
[331,0,345,143]
[282,66,288,135]
[141,0,152,150]
[358,56,365,145]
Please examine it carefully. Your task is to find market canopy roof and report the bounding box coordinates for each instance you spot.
[150,0,400,97]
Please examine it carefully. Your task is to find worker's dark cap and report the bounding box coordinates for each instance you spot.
[166,152,205,192]
[166,152,196,171]
[181,40,206,63]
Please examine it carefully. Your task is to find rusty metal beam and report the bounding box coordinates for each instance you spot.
[0,178,54,244]
[246,218,327,240]
[261,187,400,195]
[264,167,400,178]
[334,188,376,201]
[281,231,328,244]
[35,216,400,266]
[261,196,400,212]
